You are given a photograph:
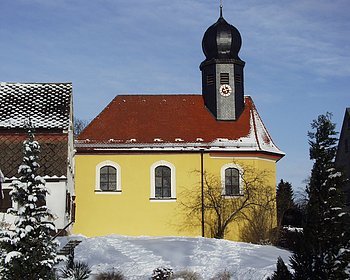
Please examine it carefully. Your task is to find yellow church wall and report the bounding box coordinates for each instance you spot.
[73,152,277,241]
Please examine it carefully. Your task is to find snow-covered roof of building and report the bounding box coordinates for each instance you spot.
[77,95,284,158]
[0,133,68,179]
[0,82,72,130]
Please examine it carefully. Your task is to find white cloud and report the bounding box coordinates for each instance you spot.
[237,1,350,77]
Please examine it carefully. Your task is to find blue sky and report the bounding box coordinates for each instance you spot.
[1,0,349,194]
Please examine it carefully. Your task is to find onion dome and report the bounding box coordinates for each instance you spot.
[202,7,242,61]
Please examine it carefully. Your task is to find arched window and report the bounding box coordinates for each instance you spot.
[155,166,171,198]
[95,161,121,193]
[150,160,176,200]
[221,163,242,196]
[100,166,117,191]
[225,168,240,196]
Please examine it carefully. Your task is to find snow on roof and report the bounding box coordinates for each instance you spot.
[0,82,72,130]
[76,95,284,157]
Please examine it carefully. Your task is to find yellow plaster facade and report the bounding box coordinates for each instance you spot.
[73,152,278,241]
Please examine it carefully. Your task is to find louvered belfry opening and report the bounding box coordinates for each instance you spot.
[220,73,229,84]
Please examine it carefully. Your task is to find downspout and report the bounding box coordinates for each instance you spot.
[200,149,205,237]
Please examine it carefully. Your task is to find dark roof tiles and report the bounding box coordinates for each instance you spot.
[0,133,68,178]
[0,82,72,130]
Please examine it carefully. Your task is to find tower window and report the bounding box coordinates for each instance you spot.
[235,74,242,84]
[207,74,214,86]
[220,73,229,84]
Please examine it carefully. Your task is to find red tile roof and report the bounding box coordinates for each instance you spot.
[77,95,283,157]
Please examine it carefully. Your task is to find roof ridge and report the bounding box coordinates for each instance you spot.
[115,93,202,97]
[250,100,284,155]
[0,82,72,85]
[250,103,261,150]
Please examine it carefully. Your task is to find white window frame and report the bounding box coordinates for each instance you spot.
[95,161,121,194]
[220,163,243,196]
[150,160,176,201]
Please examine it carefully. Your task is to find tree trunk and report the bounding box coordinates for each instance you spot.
[215,227,225,239]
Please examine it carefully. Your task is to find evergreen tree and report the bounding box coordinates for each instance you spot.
[276,180,302,250]
[268,257,293,280]
[0,127,59,279]
[290,113,350,279]
[276,179,295,226]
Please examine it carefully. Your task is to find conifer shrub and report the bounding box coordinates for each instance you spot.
[277,226,302,251]
[95,270,126,280]
[151,267,173,280]
[267,257,292,280]
[59,253,91,280]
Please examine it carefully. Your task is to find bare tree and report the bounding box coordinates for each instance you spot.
[180,165,275,239]
[239,190,276,244]
[73,117,89,137]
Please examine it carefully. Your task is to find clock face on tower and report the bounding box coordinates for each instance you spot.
[219,84,232,97]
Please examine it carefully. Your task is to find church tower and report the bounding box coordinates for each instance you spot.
[200,5,245,120]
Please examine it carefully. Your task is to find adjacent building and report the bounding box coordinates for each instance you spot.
[336,108,350,207]
[0,82,75,233]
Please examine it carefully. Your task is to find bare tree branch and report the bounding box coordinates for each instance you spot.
[179,163,276,240]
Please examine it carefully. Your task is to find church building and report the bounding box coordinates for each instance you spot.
[73,8,284,240]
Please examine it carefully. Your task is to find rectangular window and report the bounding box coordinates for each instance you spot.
[220,73,229,84]
[0,189,12,212]
[207,74,214,86]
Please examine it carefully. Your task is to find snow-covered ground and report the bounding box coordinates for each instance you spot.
[61,235,291,280]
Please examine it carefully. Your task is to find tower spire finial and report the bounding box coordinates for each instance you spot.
[220,0,223,18]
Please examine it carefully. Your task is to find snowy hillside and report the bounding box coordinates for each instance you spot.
[64,235,291,280]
